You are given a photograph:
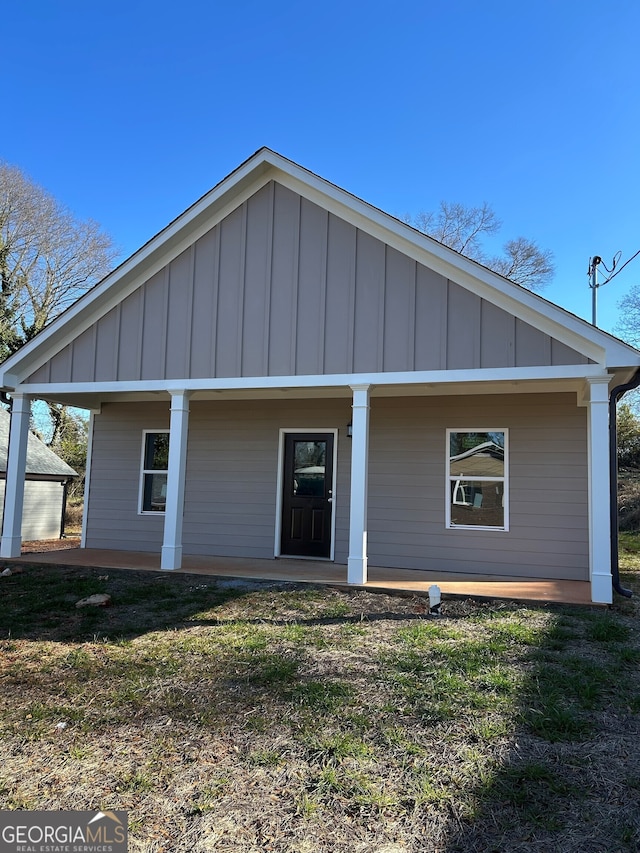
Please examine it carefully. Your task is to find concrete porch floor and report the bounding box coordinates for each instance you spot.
[7,543,595,606]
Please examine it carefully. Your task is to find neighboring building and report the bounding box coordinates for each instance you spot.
[0,407,76,540]
[1,148,639,602]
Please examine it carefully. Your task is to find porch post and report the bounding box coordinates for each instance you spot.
[161,391,191,571]
[0,395,31,558]
[348,384,370,584]
[586,377,612,604]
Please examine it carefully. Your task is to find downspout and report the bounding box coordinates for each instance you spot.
[609,368,640,598]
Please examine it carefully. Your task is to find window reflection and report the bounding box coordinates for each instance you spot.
[293,441,326,497]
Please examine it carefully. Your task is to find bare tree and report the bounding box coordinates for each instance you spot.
[407,201,554,291]
[0,161,117,359]
[616,286,640,348]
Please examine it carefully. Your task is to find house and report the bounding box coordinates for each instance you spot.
[0,148,639,603]
[0,406,76,540]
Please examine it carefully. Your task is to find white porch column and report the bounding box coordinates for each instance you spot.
[161,391,191,571]
[0,395,31,558]
[348,384,370,584]
[587,378,612,604]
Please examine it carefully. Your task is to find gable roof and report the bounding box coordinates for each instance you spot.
[1,147,639,393]
[0,407,77,478]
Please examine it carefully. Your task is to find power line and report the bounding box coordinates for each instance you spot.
[588,249,640,326]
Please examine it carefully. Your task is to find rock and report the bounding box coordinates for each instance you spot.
[75,593,111,608]
[1,568,12,577]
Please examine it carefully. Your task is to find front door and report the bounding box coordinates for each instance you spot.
[281,433,334,558]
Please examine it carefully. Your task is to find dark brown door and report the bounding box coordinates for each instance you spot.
[281,433,334,558]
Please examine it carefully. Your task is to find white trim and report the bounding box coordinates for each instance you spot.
[12,363,613,399]
[0,395,32,558]
[274,428,338,560]
[445,428,509,532]
[161,392,191,570]
[348,385,370,584]
[80,411,96,548]
[138,429,170,515]
[586,378,613,603]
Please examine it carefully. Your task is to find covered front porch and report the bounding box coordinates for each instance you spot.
[6,544,594,606]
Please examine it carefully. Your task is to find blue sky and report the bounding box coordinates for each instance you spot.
[4,0,640,334]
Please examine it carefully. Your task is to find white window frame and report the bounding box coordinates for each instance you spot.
[445,428,509,532]
[138,429,170,515]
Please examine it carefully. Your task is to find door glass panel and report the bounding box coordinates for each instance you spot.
[293,441,326,497]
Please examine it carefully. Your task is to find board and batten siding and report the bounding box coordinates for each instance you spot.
[26,182,589,387]
[0,480,64,540]
[85,393,588,582]
[84,399,353,560]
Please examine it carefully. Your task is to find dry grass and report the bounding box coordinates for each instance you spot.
[0,557,639,852]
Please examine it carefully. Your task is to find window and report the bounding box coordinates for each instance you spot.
[446,430,508,530]
[140,431,170,513]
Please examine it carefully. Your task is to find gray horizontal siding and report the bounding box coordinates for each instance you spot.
[26,183,590,387]
[84,392,589,581]
[85,399,352,561]
[366,393,589,580]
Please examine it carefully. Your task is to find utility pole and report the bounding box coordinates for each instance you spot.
[589,255,602,326]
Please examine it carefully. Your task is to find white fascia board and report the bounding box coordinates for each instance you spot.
[15,364,612,398]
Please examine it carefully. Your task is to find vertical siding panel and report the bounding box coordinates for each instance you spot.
[216,207,244,377]
[185,246,196,377]
[70,325,98,382]
[323,214,356,375]
[296,197,327,375]
[446,283,481,369]
[140,270,169,380]
[211,228,221,376]
[94,308,119,382]
[49,342,73,383]
[353,231,385,373]
[237,206,247,373]
[480,301,516,368]
[383,247,415,372]
[190,229,219,379]
[551,339,588,365]
[263,182,275,374]
[23,360,51,384]
[268,184,299,376]
[241,185,271,377]
[414,266,447,370]
[515,319,552,366]
[118,292,145,381]
[165,248,193,379]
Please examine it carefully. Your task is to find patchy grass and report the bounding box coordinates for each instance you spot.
[0,559,639,852]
